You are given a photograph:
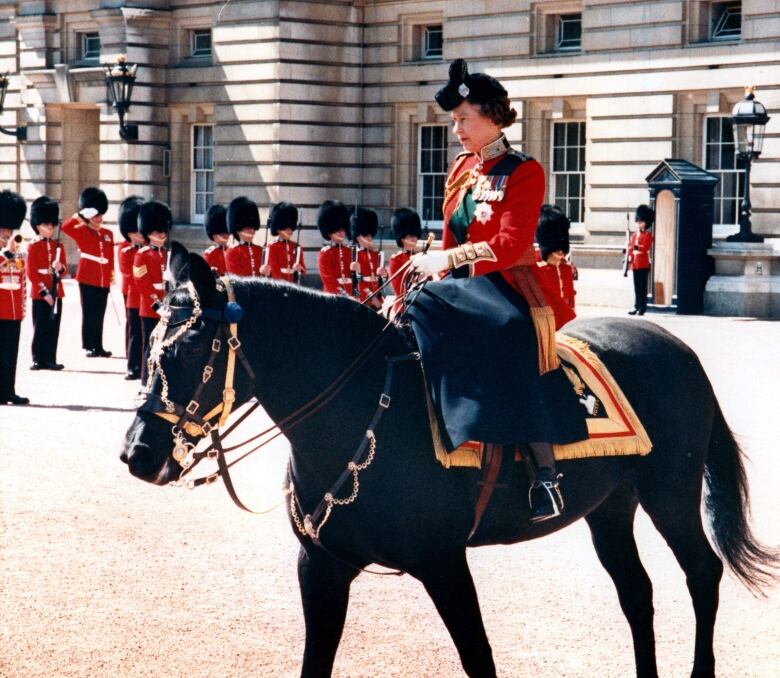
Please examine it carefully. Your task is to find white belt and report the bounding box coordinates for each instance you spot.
[152,283,164,290]
[37,268,52,275]
[361,275,378,282]
[280,267,294,274]
[81,252,109,264]
[337,277,352,284]
[0,282,21,290]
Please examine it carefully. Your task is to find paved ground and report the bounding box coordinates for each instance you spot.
[1,277,778,677]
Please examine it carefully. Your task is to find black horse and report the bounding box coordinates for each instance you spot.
[121,246,777,678]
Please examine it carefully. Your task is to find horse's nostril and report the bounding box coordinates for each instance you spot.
[120,449,128,464]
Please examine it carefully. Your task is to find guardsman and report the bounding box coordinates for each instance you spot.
[627,204,654,316]
[61,187,115,358]
[350,206,387,308]
[133,200,172,383]
[388,207,422,296]
[316,200,353,296]
[26,196,67,371]
[202,204,229,276]
[409,59,587,522]
[535,204,576,313]
[117,196,145,380]
[0,190,29,405]
[261,201,307,282]
[225,196,262,277]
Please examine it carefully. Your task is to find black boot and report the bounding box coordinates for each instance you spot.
[527,442,564,523]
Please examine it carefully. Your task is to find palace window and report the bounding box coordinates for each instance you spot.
[191,29,213,58]
[704,116,745,226]
[80,33,101,61]
[711,2,741,41]
[418,125,448,228]
[551,121,586,224]
[191,125,214,224]
[423,25,443,59]
[555,14,582,52]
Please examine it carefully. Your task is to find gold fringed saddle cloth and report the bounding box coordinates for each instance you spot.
[433,334,653,469]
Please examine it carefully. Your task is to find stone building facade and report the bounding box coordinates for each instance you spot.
[0,0,778,272]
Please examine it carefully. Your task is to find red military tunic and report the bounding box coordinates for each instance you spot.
[0,247,25,321]
[133,245,167,319]
[118,243,141,309]
[61,216,114,288]
[203,244,227,276]
[225,241,262,277]
[442,148,574,331]
[26,237,67,300]
[267,239,305,282]
[628,230,653,270]
[356,247,382,301]
[388,250,413,296]
[536,261,575,312]
[318,244,354,296]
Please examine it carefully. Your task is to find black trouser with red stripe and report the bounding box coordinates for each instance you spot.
[140,316,159,383]
[632,268,650,314]
[126,307,142,376]
[31,298,62,365]
[79,283,109,351]
[0,318,21,400]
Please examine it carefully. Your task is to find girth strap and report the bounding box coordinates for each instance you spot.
[468,443,505,540]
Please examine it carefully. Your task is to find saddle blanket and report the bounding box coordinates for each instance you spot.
[434,334,653,469]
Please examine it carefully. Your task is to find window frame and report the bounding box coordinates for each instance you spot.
[190,28,213,58]
[417,123,449,232]
[555,13,582,52]
[190,124,215,225]
[422,24,443,60]
[79,32,101,61]
[549,119,586,225]
[710,1,741,41]
[703,115,745,228]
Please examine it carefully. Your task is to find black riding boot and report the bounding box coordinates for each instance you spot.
[527,442,564,523]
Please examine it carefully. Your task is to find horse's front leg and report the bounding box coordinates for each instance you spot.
[297,544,363,678]
[409,549,496,678]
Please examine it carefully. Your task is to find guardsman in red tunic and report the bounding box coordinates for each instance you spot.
[26,196,67,371]
[260,201,307,283]
[628,204,655,316]
[117,196,145,380]
[133,200,172,384]
[225,196,263,277]
[61,187,115,358]
[349,207,387,309]
[202,204,229,276]
[0,190,29,405]
[535,204,576,313]
[388,207,422,296]
[409,59,587,522]
[316,200,354,296]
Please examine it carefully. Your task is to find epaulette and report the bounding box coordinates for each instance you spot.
[506,148,533,162]
[138,245,150,254]
[120,243,134,254]
[204,245,216,255]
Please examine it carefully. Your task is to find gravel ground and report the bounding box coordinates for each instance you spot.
[1,280,778,677]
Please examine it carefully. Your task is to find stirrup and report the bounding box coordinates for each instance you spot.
[528,474,564,523]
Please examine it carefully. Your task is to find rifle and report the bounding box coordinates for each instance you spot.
[262,220,270,275]
[351,238,360,299]
[292,225,302,285]
[621,212,631,277]
[377,224,386,289]
[49,222,63,318]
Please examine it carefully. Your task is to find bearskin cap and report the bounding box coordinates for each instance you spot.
[635,204,655,228]
[78,187,109,215]
[227,196,259,236]
[0,190,26,231]
[317,200,350,240]
[30,196,60,233]
[391,208,422,247]
[138,200,172,238]
[435,59,508,112]
[268,201,298,236]
[350,206,378,240]
[118,196,144,241]
[204,204,228,240]
[536,204,571,260]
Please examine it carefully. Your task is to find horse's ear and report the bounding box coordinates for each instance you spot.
[169,241,190,285]
[188,252,218,307]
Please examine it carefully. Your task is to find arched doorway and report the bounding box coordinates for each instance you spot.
[653,189,677,306]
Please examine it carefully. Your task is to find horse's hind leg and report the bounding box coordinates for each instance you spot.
[639,484,723,678]
[297,545,362,678]
[409,549,496,678]
[585,484,658,678]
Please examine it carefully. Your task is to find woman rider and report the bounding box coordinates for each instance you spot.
[407,59,586,522]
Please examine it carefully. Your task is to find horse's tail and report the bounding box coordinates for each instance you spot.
[704,401,779,595]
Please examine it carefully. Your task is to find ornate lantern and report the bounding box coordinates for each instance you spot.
[0,73,27,141]
[103,55,138,141]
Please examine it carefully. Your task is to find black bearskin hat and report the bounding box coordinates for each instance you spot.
[268,201,298,236]
[317,200,350,240]
[0,190,26,230]
[536,204,571,261]
[350,206,378,240]
[118,196,144,241]
[635,204,655,228]
[138,200,172,238]
[204,204,228,240]
[227,196,259,236]
[391,207,422,247]
[435,59,508,112]
[30,196,60,233]
[78,187,109,216]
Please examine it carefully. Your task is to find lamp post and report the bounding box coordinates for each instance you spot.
[727,86,770,243]
[103,55,138,141]
[0,73,27,142]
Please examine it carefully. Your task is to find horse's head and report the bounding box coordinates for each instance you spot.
[120,242,256,484]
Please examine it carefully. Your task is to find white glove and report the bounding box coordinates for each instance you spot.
[80,207,99,220]
[410,250,449,277]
